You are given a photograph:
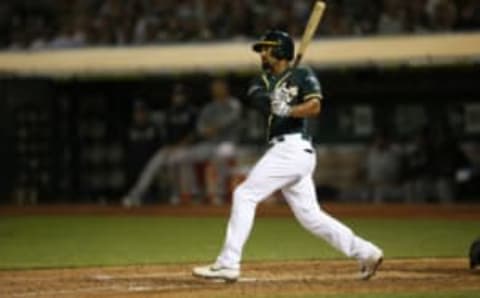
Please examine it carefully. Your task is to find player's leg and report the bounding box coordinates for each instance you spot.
[193,145,297,280]
[169,146,198,204]
[204,161,220,204]
[215,152,295,267]
[187,142,213,203]
[206,142,237,205]
[123,148,167,207]
[282,174,383,279]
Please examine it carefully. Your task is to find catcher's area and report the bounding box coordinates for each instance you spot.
[1,204,479,298]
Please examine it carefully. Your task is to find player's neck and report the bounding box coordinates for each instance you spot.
[271,61,290,76]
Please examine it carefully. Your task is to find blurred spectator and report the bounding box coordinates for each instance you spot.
[189,78,241,205]
[404,128,435,203]
[456,0,480,30]
[0,2,11,41]
[49,17,86,49]
[322,1,354,36]
[405,0,431,33]
[161,84,198,204]
[377,0,407,34]
[122,84,197,206]
[365,130,403,203]
[8,27,29,50]
[346,0,380,35]
[2,0,480,50]
[93,15,116,46]
[14,105,42,205]
[123,100,163,207]
[100,0,124,19]
[431,127,471,204]
[430,0,458,32]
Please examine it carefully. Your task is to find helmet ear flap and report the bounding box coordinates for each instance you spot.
[272,41,294,61]
[271,46,285,60]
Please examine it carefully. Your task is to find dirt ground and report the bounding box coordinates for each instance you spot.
[1,258,479,298]
[1,203,479,297]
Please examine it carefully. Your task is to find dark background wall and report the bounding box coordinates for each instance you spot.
[1,64,479,203]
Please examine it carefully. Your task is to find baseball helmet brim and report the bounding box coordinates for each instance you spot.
[252,41,281,52]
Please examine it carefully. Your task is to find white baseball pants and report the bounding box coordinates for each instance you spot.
[127,147,194,203]
[215,133,381,269]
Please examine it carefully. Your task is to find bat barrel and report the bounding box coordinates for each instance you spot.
[294,1,326,67]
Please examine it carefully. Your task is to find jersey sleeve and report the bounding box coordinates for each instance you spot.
[245,75,271,115]
[298,66,322,102]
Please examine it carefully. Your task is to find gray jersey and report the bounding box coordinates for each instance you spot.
[197,97,242,143]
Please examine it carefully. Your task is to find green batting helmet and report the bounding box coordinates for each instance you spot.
[252,30,294,61]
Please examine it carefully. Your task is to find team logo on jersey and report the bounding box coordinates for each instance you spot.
[278,82,298,103]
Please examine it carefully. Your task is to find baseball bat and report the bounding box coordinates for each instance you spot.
[292,1,327,68]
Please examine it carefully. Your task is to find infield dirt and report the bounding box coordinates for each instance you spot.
[1,258,479,298]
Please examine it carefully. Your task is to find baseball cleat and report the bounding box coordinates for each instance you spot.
[192,264,240,282]
[359,250,383,280]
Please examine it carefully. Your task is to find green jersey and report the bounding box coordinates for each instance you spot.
[246,66,322,141]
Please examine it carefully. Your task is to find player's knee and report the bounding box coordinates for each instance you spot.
[234,183,268,208]
[232,184,255,204]
[232,186,246,202]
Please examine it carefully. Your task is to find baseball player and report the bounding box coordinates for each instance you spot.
[193,30,383,282]
[189,78,242,205]
[122,84,197,206]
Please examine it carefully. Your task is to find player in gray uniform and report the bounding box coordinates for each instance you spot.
[193,30,383,282]
[189,78,241,204]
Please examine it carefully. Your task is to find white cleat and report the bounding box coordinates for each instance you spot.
[192,264,240,282]
[359,250,383,280]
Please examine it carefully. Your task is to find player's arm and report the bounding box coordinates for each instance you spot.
[289,67,323,118]
[175,108,199,146]
[289,97,321,118]
[245,76,270,115]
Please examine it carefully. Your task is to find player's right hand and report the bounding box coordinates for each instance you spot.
[271,96,291,117]
[270,86,291,104]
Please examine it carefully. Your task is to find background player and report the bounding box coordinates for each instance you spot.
[122,84,197,206]
[189,78,242,205]
[193,30,383,282]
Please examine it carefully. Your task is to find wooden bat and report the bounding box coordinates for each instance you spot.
[292,1,327,67]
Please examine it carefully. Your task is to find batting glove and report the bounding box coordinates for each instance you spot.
[270,87,292,117]
[271,98,291,117]
[271,86,290,103]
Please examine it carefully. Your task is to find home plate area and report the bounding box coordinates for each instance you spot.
[1,258,479,298]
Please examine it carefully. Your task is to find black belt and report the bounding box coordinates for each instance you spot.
[268,134,314,154]
[269,133,312,144]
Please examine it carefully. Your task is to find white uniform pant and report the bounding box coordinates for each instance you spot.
[128,142,236,203]
[215,134,380,269]
[127,147,194,203]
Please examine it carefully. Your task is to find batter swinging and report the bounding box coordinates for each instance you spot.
[193,30,383,282]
